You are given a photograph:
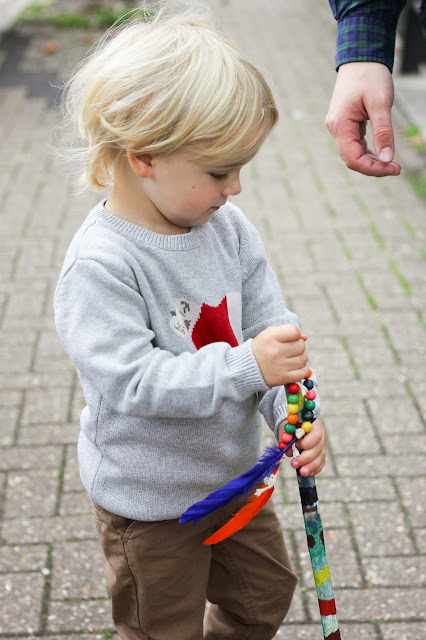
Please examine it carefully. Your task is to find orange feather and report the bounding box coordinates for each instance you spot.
[203,486,275,545]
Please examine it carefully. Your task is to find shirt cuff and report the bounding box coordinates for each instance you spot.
[335,16,398,72]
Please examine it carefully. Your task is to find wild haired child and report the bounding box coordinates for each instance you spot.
[54,4,327,639]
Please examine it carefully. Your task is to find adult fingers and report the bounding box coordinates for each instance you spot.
[335,121,400,177]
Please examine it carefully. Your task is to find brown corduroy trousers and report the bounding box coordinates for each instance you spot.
[93,498,297,640]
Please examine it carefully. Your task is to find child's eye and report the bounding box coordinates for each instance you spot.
[210,172,228,180]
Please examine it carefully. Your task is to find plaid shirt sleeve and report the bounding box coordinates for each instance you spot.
[329,1,407,72]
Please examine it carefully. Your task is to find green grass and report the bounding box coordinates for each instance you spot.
[407,170,426,200]
[404,124,421,138]
[388,259,413,296]
[368,222,386,249]
[19,2,155,29]
[403,123,426,154]
[355,271,378,310]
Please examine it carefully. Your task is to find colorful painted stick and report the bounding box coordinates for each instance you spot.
[180,370,342,637]
[298,473,341,640]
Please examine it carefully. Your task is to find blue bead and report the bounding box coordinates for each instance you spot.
[302,410,314,422]
[303,379,314,390]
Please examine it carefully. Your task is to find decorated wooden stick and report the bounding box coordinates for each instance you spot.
[180,369,341,637]
[298,472,341,640]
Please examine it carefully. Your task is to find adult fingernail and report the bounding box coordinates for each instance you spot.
[379,147,393,162]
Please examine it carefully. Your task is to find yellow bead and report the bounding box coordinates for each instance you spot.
[298,396,304,409]
[301,421,313,433]
[287,403,299,414]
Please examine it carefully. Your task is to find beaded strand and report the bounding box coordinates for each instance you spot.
[278,370,316,449]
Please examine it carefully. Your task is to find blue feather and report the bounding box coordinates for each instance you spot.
[180,440,295,525]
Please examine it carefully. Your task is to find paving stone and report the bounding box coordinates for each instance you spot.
[2,514,97,544]
[363,555,426,587]
[285,476,396,504]
[22,387,71,425]
[0,390,23,409]
[348,502,415,557]
[0,343,34,373]
[275,625,324,640]
[366,393,424,434]
[46,599,113,632]
[383,433,426,454]
[50,540,107,600]
[0,406,19,445]
[413,528,426,554]
[283,588,305,623]
[18,422,80,446]
[306,587,425,621]
[60,490,93,516]
[0,445,62,471]
[380,311,426,354]
[0,371,74,391]
[4,469,59,519]
[324,413,382,455]
[380,622,426,639]
[0,572,44,634]
[63,444,84,493]
[336,454,426,477]
[0,544,48,573]
[294,527,362,589]
[396,477,426,528]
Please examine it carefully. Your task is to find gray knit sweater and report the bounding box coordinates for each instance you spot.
[54,200,304,520]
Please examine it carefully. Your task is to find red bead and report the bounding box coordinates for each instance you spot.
[281,432,293,443]
[306,390,316,400]
[278,441,286,449]
[288,383,299,394]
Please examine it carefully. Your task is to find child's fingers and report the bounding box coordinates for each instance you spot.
[295,446,327,477]
[291,439,325,469]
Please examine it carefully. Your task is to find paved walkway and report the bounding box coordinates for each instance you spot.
[0,1,425,638]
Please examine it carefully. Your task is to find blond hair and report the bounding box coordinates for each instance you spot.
[60,1,278,191]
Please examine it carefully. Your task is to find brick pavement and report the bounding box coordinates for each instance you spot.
[0,1,425,638]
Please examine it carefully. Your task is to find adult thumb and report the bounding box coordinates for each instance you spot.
[370,110,395,163]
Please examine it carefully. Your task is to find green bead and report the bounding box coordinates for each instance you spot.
[287,393,299,404]
[304,400,316,411]
[284,423,296,434]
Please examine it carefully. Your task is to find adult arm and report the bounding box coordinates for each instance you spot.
[327,1,406,176]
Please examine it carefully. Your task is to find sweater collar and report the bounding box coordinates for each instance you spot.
[94,200,204,250]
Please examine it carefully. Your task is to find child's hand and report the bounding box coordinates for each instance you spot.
[278,419,327,477]
[252,325,309,386]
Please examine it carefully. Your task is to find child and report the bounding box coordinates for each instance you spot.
[54,3,327,639]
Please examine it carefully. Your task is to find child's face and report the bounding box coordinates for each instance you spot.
[140,150,243,230]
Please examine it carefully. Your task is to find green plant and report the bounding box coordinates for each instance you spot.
[18,2,155,30]
[407,170,426,200]
[19,1,51,21]
[403,123,426,154]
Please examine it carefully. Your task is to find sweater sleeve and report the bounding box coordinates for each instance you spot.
[54,258,269,419]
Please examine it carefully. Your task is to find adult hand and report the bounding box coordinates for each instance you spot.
[326,62,401,177]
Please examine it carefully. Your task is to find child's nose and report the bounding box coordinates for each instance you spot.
[222,174,242,197]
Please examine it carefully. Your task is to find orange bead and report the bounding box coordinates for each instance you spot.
[287,413,298,424]
[306,369,312,379]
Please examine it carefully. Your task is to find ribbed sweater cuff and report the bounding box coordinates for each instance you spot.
[226,339,270,399]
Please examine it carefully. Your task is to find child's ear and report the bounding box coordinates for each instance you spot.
[127,149,153,178]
